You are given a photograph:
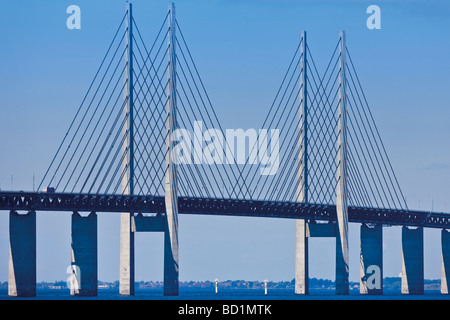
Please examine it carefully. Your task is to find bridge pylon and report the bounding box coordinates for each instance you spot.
[163,1,180,296]
[295,30,351,295]
[119,2,136,296]
[295,30,309,295]
[335,30,349,295]
[118,2,180,297]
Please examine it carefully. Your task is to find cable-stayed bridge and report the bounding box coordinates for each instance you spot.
[2,3,450,297]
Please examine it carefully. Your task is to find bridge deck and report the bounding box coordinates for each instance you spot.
[0,192,449,229]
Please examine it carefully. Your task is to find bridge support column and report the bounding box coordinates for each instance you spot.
[164,2,179,296]
[8,210,36,297]
[295,220,308,294]
[70,212,97,296]
[441,229,450,294]
[120,213,135,295]
[360,223,383,295]
[401,226,424,294]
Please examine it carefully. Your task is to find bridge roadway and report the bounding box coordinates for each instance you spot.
[0,191,449,229]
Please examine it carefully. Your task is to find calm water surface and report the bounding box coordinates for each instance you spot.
[0,288,449,300]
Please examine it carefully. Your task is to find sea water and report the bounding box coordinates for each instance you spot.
[1,288,449,300]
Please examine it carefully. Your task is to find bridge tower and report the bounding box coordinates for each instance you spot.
[295,31,309,295]
[335,30,350,294]
[119,2,136,296]
[296,30,351,295]
[164,1,180,296]
[118,2,180,297]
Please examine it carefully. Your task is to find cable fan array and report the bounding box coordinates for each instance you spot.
[38,10,407,211]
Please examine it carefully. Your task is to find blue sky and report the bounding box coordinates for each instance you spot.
[0,0,450,283]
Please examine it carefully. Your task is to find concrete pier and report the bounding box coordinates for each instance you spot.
[120,212,135,295]
[8,211,36,297]
[401,226,424,294]
[441,229,450,294]
[164,211,179,296]
[295,219,308,294]
[360,223,383,295]
[71,212,97,296]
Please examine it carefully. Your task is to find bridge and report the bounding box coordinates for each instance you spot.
[2,2,450,297]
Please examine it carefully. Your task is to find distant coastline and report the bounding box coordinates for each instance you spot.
[0,277,441,291]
